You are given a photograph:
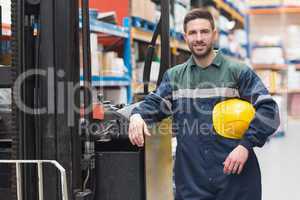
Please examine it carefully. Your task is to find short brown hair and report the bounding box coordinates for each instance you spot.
[183,8,215,32]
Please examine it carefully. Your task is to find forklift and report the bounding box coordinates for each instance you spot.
[0,0,174,199]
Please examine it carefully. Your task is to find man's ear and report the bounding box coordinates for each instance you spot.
[212,29,218,43]
[183,32,188,43]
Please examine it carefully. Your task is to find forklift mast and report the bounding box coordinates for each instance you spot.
[8,0,81,199]
[0,0,172,199]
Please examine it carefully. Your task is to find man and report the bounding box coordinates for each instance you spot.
[129,8,280,200]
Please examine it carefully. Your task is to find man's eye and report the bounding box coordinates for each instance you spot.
[188,31,197,35]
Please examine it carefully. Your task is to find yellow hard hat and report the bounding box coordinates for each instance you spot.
[212,98,255,139]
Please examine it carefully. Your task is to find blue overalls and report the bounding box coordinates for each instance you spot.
[132,51,280,200]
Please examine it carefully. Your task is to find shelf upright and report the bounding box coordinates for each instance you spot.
[79,17,132,103]
[123,17,133,103]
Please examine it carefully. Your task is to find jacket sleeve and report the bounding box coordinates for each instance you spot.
[131,71,173,124]
[238,66,280,150]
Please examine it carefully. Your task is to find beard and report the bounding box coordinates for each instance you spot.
[189,41,213,59]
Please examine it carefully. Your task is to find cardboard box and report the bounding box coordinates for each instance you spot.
[131,0,156,22]
[288,65,300,89]
[285,26,300,60]
[251,47,285,64]
[282,0,300,6]
[135,61,160,83]
[174,2,188,33]
[80,50,102,76]
[91,51,100,76]
[288,93,300,117]
[79,33,99,52]
[256,70,283,93]
[90,33,98,52]
[273,95,287,134]
[131,0,145,19]
[144,0,156,22]
[247,0,282,7]
[102,51,118,68]
[101,52,126,76]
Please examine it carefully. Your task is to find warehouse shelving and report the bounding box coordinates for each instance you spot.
[129,16,189,52]
[248,6,300,15]
[80,75,131,86]
[246,4,300,129]
[128,16,191,95]
[213,0,245,25]
[270,88,287,95]
[80,1,251,103]
[287,60,300,70]
[129,17,244,59]
[79,18,129,38]
[288,89,300,93]
[4,16,132,90]
[219,29,229,36]
[252,64,287,71]
[212,1,248,60]
[79,17,132,103]
[131,27,189,51]
[252,44,283,49]
[79,15,194,103]
[269,88,300,95]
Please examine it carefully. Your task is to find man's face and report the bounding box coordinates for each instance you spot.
[184,18,217,59]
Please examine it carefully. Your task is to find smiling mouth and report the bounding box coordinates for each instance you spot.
[194,44,206,49]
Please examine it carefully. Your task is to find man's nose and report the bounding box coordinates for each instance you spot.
[195,32,204,41]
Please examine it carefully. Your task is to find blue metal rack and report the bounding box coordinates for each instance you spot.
[80,75,131,86]
[249,5,282,10]
[214,0,245,25]
[78,4,250,104]
[252,44,283,49]
[223,0,245,17]
[130,16,185,42]
[287,60,300,65]
[219,30,229,36]
[79,16,132,103]
[79,15,188,104]
[79,19,129,38]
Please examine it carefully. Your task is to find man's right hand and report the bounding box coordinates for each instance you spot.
[128,114,151,147]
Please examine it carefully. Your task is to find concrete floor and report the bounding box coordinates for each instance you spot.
[255,119,300,200]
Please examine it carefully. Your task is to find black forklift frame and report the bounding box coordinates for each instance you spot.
[0,0,171,199]
[9,0,81,199]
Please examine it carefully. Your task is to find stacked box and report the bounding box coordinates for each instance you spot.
[134,61,160,83]
[285,25,300,61]
[91,51,100,76]
[102,52,118,70]
[131,0,156,22]
[273,95,287,135]
[101,52,126,76]
[247,0,282,7]
[256,70,283,93]
[282,0,300,6]
[288,93,300,117]
[80,33,102,76]
[251,47,285,64]
[174,2,189,33]
[287,65,300,89]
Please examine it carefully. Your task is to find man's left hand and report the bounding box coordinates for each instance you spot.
[223,145,249,175]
